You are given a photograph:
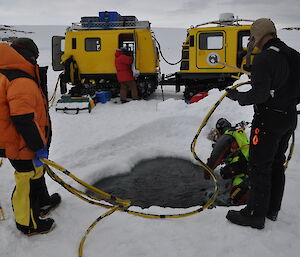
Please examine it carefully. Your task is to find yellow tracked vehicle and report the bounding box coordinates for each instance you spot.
[52,11,160,99]
[161,13,255,100]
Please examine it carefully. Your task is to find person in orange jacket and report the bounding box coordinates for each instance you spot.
[0,38,61,236]
[115,47,139,103]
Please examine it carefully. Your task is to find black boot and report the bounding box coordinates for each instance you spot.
[226,207,265,229]
[266,210,278,221]
[121,99,129,104]
[17,218,55,236]
[40,193,61,217]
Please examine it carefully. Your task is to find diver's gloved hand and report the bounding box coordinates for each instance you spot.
[243,64,252,73]
[33,147,49,167]
[226,88,238,101]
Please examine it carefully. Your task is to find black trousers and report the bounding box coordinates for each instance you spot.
[247,107,297,216]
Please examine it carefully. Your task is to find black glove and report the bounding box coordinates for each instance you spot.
[243,64,252,73]
[226,88,238,101]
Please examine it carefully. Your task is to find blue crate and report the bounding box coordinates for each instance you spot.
[96,91,111,104]
[99,11,121,22]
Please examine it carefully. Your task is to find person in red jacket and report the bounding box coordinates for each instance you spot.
[115,47,139,103]
[0,38,61,236]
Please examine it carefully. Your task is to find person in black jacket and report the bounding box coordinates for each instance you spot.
[225,18,299,229]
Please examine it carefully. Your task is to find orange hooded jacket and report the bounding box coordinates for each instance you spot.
[0,43,50,160]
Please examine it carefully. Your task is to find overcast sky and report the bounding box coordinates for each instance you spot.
[0,0,299,28]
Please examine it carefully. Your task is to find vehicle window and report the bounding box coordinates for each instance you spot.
[238,30,250,50]
[61,39,65,52]
[199,32,223,50]
[119,33,135,51]
[242,35,250,48]
[85,38,101,51]
[190,35,195,47]
[72,38,76,49]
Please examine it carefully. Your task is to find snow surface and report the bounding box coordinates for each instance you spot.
[0,26,300,257]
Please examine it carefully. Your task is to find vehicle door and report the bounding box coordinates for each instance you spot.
[196,31,226,70]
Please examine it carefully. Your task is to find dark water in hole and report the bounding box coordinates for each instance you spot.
[91,157,232,209]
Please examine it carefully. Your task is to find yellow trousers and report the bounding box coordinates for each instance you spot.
[12,165,44,227]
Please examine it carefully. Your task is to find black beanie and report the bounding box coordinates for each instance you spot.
[11,37,39,61]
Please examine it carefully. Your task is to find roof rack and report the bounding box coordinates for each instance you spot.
[68,20,151,31]
[194,18,254,28]
[192,14,253,28]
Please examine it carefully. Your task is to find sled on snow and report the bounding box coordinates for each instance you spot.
[55,96,95,114]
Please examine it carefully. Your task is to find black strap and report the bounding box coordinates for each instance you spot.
[0,69,35,82]
[0,68,48,100]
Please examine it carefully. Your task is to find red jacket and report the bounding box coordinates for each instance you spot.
[115,50,134,82]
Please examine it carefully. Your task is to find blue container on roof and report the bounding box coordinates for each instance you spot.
[99,11,121,22]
